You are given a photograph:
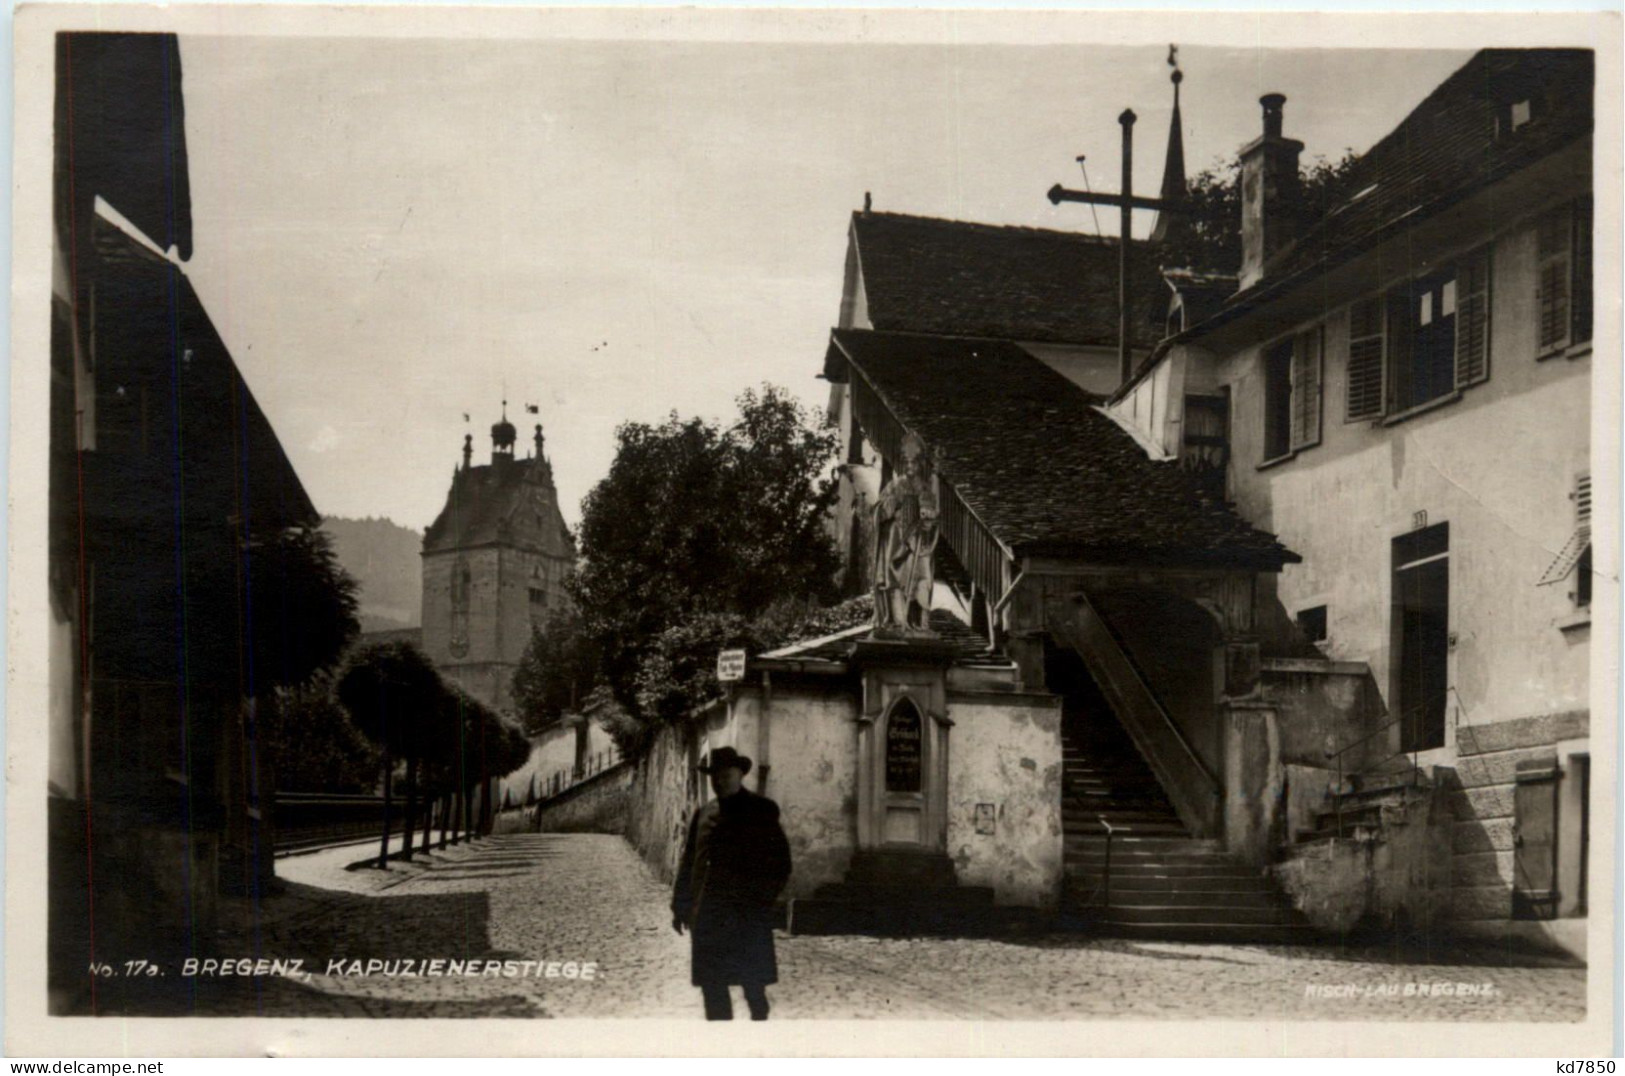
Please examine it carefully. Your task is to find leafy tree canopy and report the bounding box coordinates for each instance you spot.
[569,385,842,744]
[335,640,444,758]
[1159,151,1361,275]
[511,606,600,737]
[431,684,533,789]
[621,594,873,756]
[264,672,380,794]
[248,520,360,691]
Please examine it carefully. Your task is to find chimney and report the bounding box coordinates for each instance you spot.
[1238,93,1303,290]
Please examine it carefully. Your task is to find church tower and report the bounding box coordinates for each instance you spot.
[421,404,575,715]
[1149,48,1188,246]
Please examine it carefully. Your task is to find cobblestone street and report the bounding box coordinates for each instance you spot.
[92,833,1586,1021]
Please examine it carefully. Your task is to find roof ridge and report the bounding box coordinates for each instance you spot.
[853,209,1121,247]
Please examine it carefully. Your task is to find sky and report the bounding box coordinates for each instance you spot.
[173,34,1475,532]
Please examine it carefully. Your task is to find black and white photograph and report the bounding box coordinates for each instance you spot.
[5,5,1618,1057]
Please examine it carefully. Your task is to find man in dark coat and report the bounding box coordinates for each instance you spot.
[671,746,792,1020]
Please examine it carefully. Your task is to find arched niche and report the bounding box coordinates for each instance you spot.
[855,671,952,853]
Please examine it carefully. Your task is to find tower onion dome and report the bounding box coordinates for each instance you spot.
[491,401,517,453]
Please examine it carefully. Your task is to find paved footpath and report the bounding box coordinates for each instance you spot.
[93,833,1586,1020]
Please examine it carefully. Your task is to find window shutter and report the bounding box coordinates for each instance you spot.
[1537,209,1571,352]
[1384,289,1412,414]
[1455,246,1492,388]
[1538,471,1592,589]
[1573,196,1593,346]
[1346,298,1385,421]
[1575,471,1592,539]
[1290,327,1323,450]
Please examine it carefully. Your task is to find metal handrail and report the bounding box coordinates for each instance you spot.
[1098,815,1117,913]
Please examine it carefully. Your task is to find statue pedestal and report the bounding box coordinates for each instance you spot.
[850,636,961,667]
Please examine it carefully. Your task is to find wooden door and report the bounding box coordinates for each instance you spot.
[1513,756,1560,920]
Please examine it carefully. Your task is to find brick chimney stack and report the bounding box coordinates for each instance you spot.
[1238,93,1304,290]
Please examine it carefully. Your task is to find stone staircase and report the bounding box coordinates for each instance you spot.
[1295,762,1431,844]
[1060,717,1315,943]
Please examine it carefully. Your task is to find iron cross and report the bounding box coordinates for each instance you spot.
[1047,55,1189,386]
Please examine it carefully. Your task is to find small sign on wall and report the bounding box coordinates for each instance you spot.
[716,649,747,682]
[974,803,997,835]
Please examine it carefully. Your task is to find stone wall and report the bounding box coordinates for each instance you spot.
[944,692,1064,908]
[500,716,620,806]
[492,763,635,835]
[623,719,704,885]
[1261,658,1385,768]
[1273,785,1454,936]
[537,763,634,834]
[617,675,1065,911]
[723,682,862,900]
[1222,702,1284,866]
[1444,709,1588,924]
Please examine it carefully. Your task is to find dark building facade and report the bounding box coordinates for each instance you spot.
[49,33,322,1010]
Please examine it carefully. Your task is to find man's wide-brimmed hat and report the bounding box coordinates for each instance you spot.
[697,746,752,776]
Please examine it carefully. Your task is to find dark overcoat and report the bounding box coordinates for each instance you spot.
[671,788,792,987]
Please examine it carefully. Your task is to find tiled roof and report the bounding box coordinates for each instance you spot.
[423,457,575,557]
[830,329,1298,569]
[1250,48,1593,298]
[851,212,1164,348]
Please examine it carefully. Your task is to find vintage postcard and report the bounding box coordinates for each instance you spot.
[5,4,1619,1058]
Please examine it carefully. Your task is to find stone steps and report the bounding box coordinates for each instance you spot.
[1060,705,1314,943]
[1100,887,1279,909]
[1075,872,1277,893]
[1057,918,1321,945]
[1065,859,1261,879]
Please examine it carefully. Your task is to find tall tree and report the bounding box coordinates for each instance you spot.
[570,385,840,747]
[264,673,380,794]
[336,640,444,867]
[511,605,600,737]
[247,520,361,692]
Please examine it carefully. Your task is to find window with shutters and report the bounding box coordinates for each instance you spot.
[1537,198,1593,355]
[1349,246,1492,421]
[1261,328,1322,463]
[1391,268,1459,412]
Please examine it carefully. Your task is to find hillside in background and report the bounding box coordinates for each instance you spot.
[323,515,422,631]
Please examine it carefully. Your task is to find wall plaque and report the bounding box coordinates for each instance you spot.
[885,702,923,792]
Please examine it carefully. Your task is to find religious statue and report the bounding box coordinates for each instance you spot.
[872,432,939,637]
